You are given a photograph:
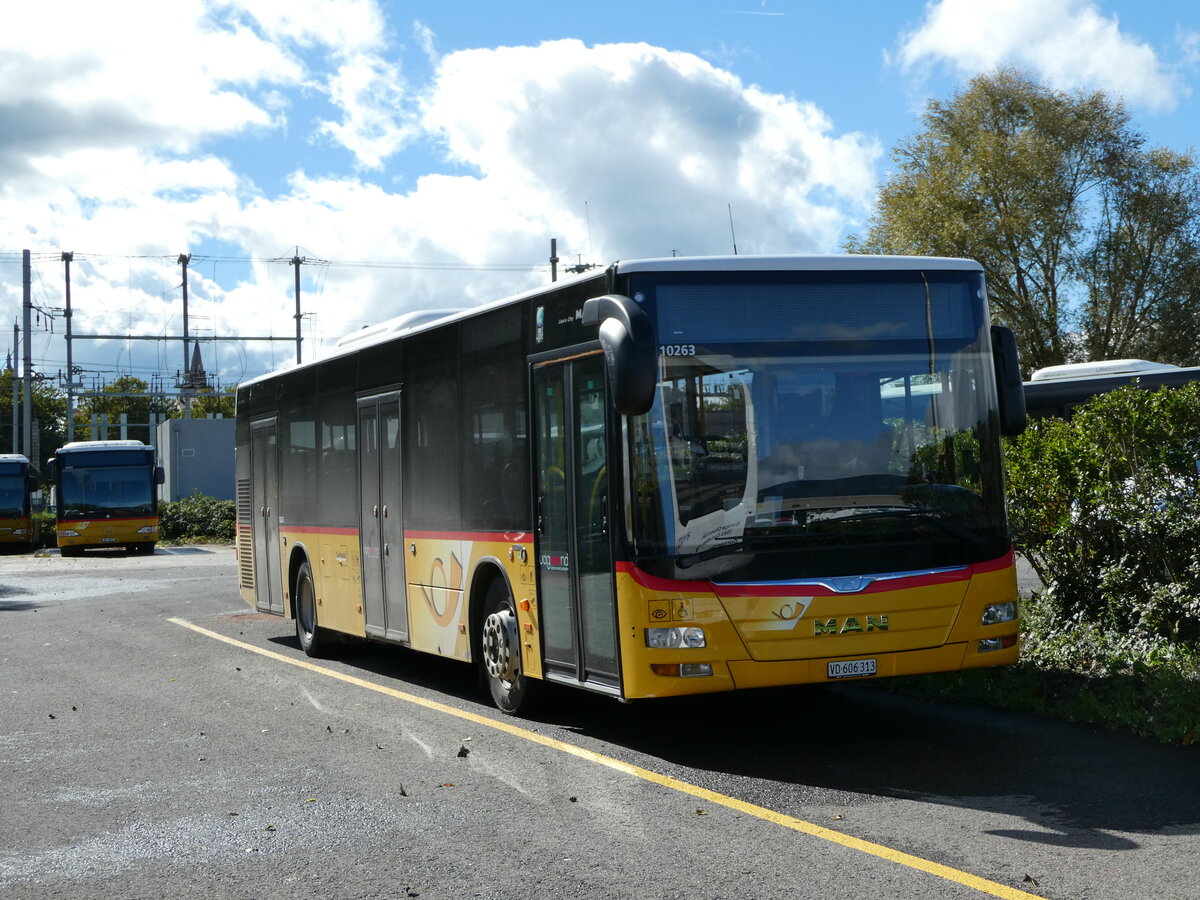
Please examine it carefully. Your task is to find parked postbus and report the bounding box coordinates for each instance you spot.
[235,255,1027,714]
[1022,359,1200,420]
[0,454,39,550]
[44,440,164,556]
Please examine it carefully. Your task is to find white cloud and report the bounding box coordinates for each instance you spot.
[0,1,302,172]
[315,54,414,169]
[2,22,882,381]
[418,40,880,259]
[1180,28,1200,66]
[895,0,1185,112]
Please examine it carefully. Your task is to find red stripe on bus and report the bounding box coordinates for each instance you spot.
[58,516,157,525]
[281,525,359,536]
[404,530,533,544]
[618,547,1015,596]
[259,525,533,544]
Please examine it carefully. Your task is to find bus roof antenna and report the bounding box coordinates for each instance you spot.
[728,203,738,255]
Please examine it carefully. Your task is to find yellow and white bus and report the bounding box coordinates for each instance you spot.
[0,454,39,550]
[45,440,164,556]
[235,255,1027,714]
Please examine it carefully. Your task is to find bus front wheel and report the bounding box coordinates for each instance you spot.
[294,560,329,657]
[480,579,537,715]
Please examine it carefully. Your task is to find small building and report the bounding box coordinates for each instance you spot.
[156,417,235,501]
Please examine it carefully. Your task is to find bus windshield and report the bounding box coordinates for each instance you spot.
[59,464,154,518]
[627,270,1009,579]
[0,474,26,516]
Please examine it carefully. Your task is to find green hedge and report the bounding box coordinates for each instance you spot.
[158,490,236,542]
[894,383,1200,744]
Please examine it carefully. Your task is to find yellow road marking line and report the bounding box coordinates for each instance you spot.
[171,617,1045,900]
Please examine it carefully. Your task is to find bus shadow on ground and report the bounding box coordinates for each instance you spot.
[0,583,42,611]
[265,633,1200,849]
[557,681,1200,849]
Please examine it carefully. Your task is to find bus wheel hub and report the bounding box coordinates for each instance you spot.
[482,609,519,681]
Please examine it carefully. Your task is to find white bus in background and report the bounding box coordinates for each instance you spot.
[1023,359,1200,420]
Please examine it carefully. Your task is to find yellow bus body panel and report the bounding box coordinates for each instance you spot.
[263,529,541,677]
[0,515,34,545]
[247,523,1017,703]
[617,555,1020,700]
[57,517,157,549]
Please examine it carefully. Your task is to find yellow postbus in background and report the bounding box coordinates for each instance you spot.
[45,440,164,556]
[236,255,1027,714]
[0,454,39,551]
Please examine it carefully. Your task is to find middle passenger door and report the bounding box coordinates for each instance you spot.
[359,392,408,642]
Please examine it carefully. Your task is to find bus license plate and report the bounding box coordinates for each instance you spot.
[828,658,877,679]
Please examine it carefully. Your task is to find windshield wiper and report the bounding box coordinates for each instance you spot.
[675,533,798,569]
[830,507,990,548]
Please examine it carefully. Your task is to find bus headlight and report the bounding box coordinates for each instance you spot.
[645,626,707,649]
[136,525,159,535]
[12,528,27,536]
[60,529,80,538]
[981,602,1016,625]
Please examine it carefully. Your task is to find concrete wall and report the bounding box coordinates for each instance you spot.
[156,417,235,502]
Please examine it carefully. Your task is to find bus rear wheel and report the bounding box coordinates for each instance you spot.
[294,560,329,657]
[480,579,537,715]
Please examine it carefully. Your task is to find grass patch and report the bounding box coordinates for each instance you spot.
[883,591,1200,745]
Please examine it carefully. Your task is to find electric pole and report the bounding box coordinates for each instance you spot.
[178,253,191,376]
[63,251,75,442]
[22,250,32,459]
[290,251,304,364]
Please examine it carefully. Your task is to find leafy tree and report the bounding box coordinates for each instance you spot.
[845,69,1200,373]
[74,375,175,445]
[1078,148,1200,363]
[189,384,237,419]
[0,369,66,470]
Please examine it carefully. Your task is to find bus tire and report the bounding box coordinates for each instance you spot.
[294,560,328,657]
[480,578,537,715]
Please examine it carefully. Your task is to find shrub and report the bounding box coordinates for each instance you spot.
[1005,382,1200,645]
[159,490,235,542]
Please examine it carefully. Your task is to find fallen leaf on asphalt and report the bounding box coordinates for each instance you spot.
[457,745,470,758]
[696,809,709,816]
[1023,875,1040,886]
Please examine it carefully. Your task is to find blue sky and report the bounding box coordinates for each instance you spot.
[1,0,1197,388]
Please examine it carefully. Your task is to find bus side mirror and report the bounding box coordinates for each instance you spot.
[991,325,1027,436]
[154,466,166,486]
[582,294,657,417]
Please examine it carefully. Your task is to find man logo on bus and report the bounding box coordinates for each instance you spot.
[814,615,889,635]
